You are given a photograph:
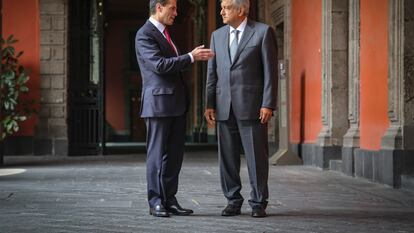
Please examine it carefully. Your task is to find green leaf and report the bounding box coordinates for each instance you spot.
[3,70,15,80]
[4,101,10,110]
[1,35,36,139]
[20,86,29,92]
[6,35,14,43]
[18,74,30,84]
[18,116,27,121]
[6,121,13,131]
[7,46,15,55]
[18,65,26,74]
[13,123,19,132]
[16,51,24,58]
[9,98,18,105]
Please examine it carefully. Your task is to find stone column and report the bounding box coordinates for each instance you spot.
[37,0,68,155]
[379,0,414,187]
[258,0,284,154]
[258,0,302,164]
[342,0,360,176]
[0,0,3,165]
[316,0,349,168]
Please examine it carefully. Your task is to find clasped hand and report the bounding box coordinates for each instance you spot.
[204,107,273,127]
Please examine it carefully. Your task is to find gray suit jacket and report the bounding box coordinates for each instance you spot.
[206,20,277,121]
[135,20,191,118]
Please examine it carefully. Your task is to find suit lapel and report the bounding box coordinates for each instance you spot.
[171,38,180,55]
[220,25,232,66]
[231,20,255,66]
[146,21,177,56]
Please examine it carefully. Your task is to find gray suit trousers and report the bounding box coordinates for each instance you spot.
[217,109,269,208]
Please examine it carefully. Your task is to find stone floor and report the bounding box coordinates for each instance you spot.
[1,151,414,233]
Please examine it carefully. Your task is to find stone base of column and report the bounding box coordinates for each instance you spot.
[268,141,279,157]
[300,143,341,169]
[34,139,68,156]
[269,147,303,165]
[4,136,34,155]
[354,148,414,187]
[341,147,356,176]
[2,136,68,156]
[0,141,3,166]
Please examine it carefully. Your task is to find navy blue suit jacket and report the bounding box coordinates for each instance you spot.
[135,20,191,118]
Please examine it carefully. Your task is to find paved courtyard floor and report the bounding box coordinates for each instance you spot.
[1,151,414,233]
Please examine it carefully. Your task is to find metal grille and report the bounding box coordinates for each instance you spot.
[68,0,104,155]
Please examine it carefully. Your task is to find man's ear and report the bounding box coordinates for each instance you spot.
[156,3,162,13]
[238,7,245,17]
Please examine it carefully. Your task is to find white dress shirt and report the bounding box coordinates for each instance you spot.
[229,17,248,47]
[149,17,194,62]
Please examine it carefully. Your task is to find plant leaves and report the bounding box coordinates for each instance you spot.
[16,51,24,58]
[6,35,14,43]
[20,86,29,92]
[1,35,36,139]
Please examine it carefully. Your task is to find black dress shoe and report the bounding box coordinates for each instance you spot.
[149,204,170,217]
[251,206,267,218]
[221,204,241,216]
[166,203,194,216]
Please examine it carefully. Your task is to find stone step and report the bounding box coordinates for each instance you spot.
[401,175,414,191]
[329,159,343,173]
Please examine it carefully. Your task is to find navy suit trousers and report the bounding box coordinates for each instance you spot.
[145,115,186,208]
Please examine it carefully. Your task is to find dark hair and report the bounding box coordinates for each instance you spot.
[149,0,170,15]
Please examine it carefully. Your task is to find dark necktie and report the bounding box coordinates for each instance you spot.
[163,27,177,55]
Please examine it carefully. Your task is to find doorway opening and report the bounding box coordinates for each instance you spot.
[103,0,213,152]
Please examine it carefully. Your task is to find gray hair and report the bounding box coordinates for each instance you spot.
[221,0,250,16]
[149,0,170,15]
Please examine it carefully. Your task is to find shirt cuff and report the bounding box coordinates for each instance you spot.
[188,53,194,63]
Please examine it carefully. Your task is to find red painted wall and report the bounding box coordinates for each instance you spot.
[290,0,322,143]
[360,0,389,150]
[3,0,40,136]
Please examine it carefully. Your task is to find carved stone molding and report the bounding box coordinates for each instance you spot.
[318,0,349,147]
[318,0,333,146]
[403,0,414,149]
[381,0,404,150]
[343,0,360,148]
[258,0,285,27]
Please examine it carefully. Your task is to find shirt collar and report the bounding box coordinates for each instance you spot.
[229,17,248,33]
[149,16,165,34]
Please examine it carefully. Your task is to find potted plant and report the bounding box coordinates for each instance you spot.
[0,35,36,165]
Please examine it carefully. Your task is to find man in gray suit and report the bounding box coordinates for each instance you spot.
[136,0,213,217]
[204,0,277,218]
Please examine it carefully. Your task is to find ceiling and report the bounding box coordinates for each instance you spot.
[105,0,193,22]
[105,0,149,20]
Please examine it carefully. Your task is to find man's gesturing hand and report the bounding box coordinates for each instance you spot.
[204,108,216,127]
[191,45,214,61]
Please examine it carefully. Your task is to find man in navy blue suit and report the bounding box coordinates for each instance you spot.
[135,0,213,217]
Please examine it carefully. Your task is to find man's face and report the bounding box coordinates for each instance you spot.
[157,0,178,26]
[220,0,243,26]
